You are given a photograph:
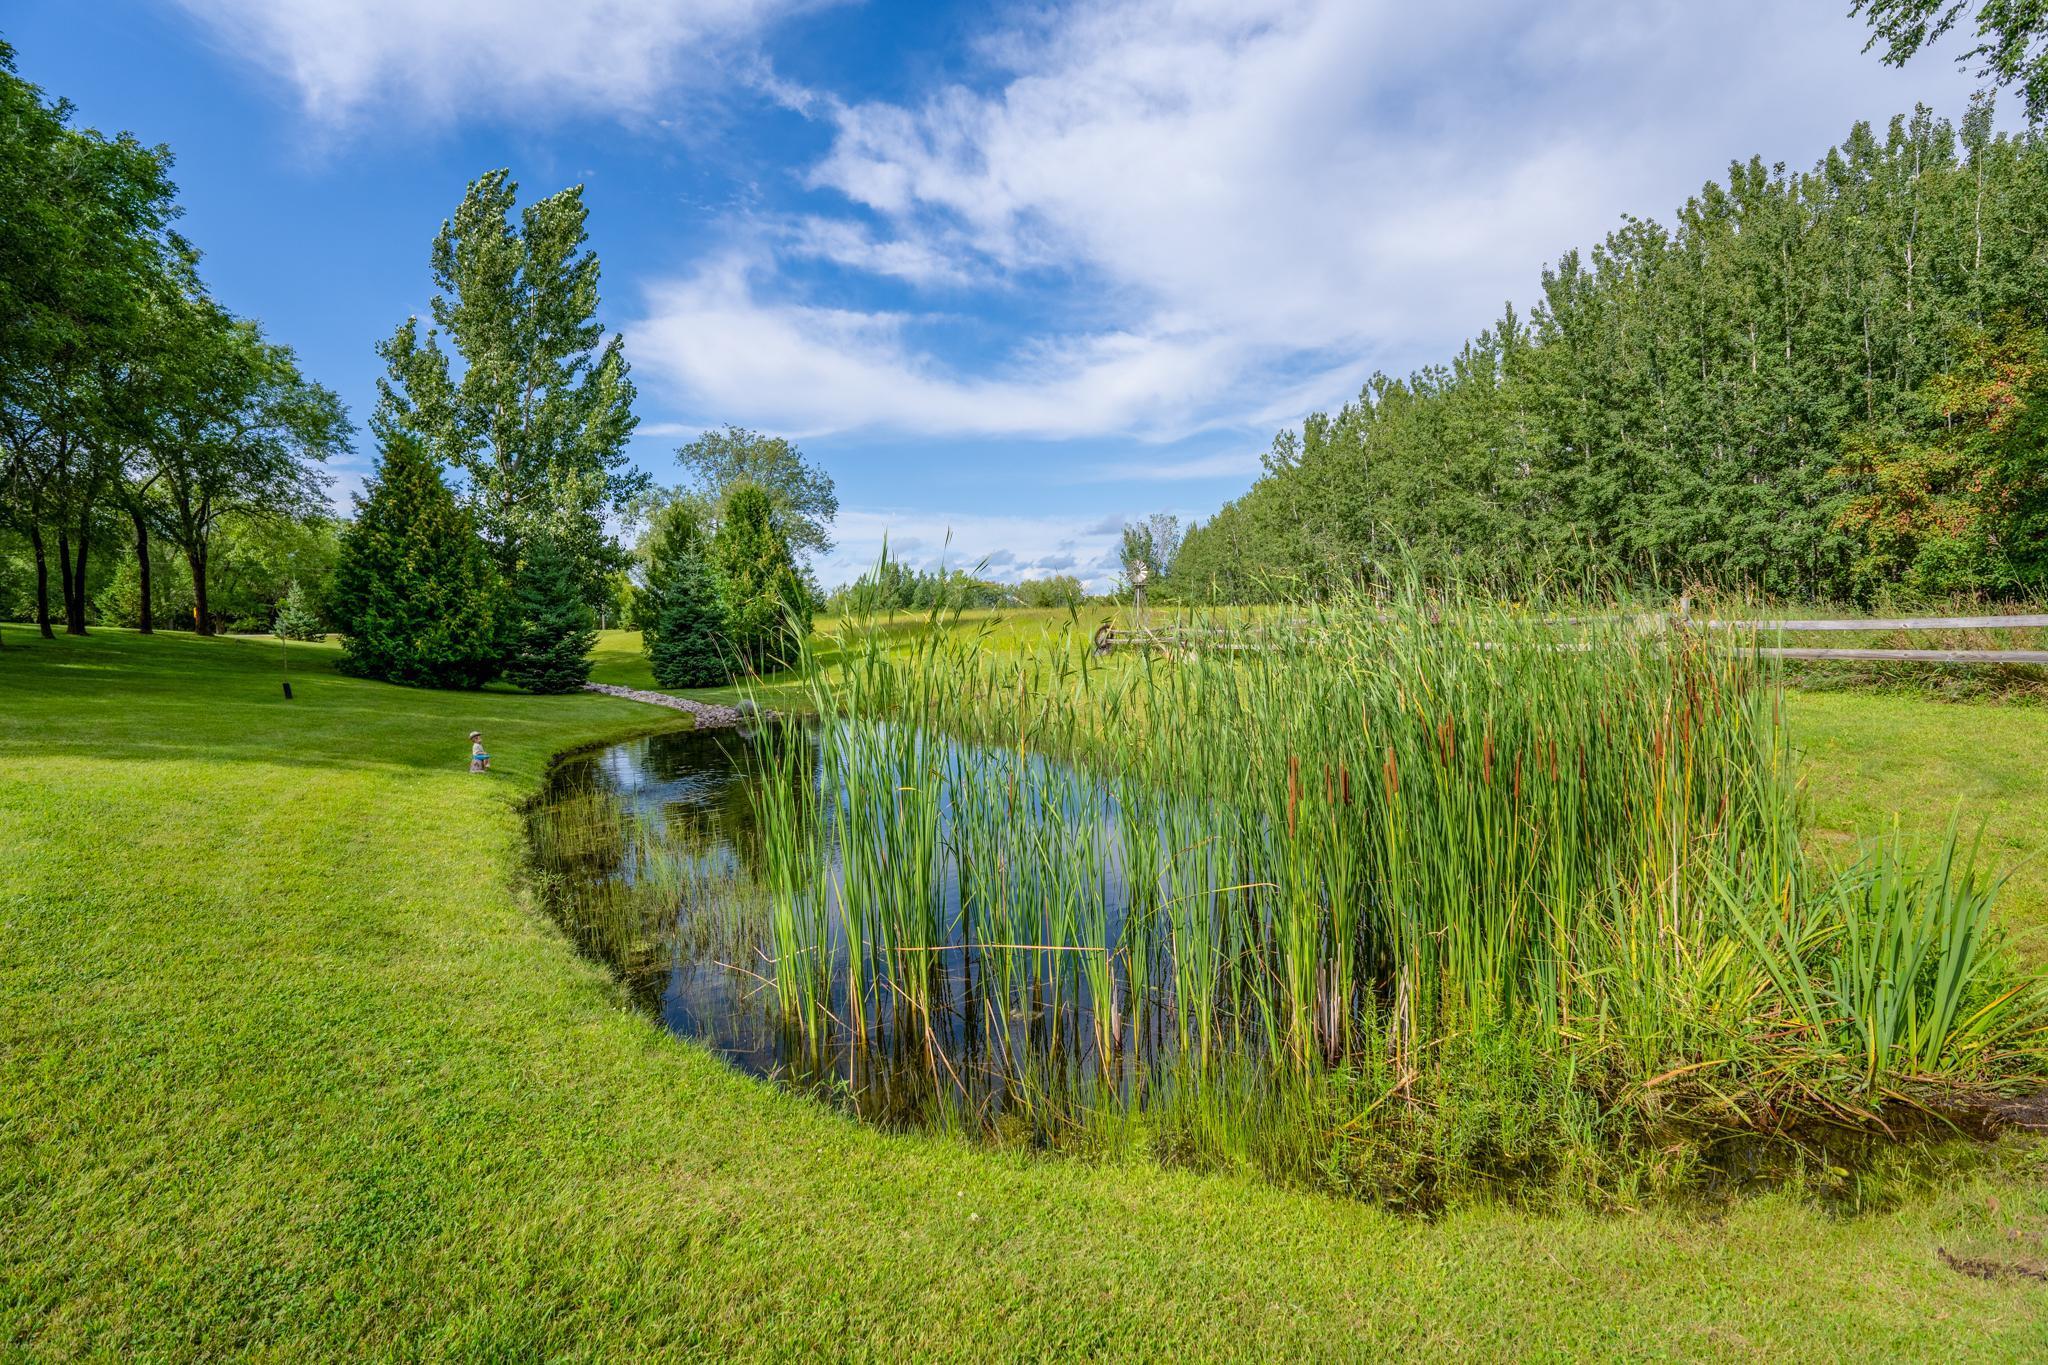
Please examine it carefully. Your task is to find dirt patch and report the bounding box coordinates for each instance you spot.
[1985,1090,2048,1131]
[1939,1248,2048,1283]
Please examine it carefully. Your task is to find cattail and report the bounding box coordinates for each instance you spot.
[1482,729,1495,786]
[1339,762,1352,806]
[1287,754,1300,837]
[1383,744,1399,800]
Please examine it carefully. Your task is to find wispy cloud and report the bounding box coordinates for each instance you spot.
[171,0,827,123]
[629,252,1251,440]
[1076,451,1265,483]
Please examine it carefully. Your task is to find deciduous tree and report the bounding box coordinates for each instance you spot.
[375,169,642,601]
[675,426,838,560]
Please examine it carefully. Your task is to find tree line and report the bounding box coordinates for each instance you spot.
[822,560,1088,616]
[1,41,348,641]
[1168,100,2048,605]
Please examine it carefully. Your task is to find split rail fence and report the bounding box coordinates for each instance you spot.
[1093,610,2048,667]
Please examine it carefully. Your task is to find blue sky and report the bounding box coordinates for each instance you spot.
[7,1,1988,587]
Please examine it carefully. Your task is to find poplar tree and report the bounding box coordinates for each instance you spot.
[1176,104,2048,604]
[375,169,642,598]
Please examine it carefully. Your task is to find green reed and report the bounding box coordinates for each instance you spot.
[739,575,2046,1193]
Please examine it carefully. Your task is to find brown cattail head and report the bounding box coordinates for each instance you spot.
[1383,745,1399,801]
[1287,754,1301,837]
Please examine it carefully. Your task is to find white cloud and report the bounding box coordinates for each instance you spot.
[779,217,978,288]
[635,0,1986,440]
[172,0,821,123]
[630,252,1251,439]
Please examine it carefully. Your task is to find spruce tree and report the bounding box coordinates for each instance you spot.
[713,483,811,673]
[272,579,325,640]
[330,433,503,689]
[640,501,730,689]
[503,532,597,693]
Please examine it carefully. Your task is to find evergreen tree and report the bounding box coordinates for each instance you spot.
[502,532,598,693]
[640,501,730,689]
[272,579,324,640]
[712,483,811,673]
[330,433,502,689]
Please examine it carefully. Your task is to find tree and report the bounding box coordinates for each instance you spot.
[1013,574,1086,609]
[712,484,810,673]
[143,302,347,633]
[375,169,642,600]
[1855,2,2048,121]
[675,426,838,560]
[272,580,324,640]
[502,532,598,693]
[0,42,186,637]
[330,433,503,689]
[1120,513,1182,586]
[640,501,730,689]
[1173,103,2048,604]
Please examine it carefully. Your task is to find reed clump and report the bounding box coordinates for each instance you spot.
[724,580,2048,1203]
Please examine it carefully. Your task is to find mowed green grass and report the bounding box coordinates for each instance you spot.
[1791,691,2048,960]
[3,627,2046,1359]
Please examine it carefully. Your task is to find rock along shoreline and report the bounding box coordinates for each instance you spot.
[581,682,758,730]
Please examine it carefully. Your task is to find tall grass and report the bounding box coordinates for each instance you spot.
[716,580,2048,1197]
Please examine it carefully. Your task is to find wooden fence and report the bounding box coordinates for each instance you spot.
[1093,611,2048,666]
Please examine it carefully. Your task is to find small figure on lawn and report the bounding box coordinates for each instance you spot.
[468,731,491,773]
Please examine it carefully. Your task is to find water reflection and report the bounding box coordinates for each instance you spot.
[527,724,1199,1136]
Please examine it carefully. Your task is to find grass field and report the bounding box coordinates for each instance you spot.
[4,626,2047,1358]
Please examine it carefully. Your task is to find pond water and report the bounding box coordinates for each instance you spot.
[526,724,1181,1135]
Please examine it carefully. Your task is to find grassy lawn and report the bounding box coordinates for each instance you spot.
[1790,691,2048,959]
[4,627,2046,1358]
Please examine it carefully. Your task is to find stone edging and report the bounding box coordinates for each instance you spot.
[581,682,759,729]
